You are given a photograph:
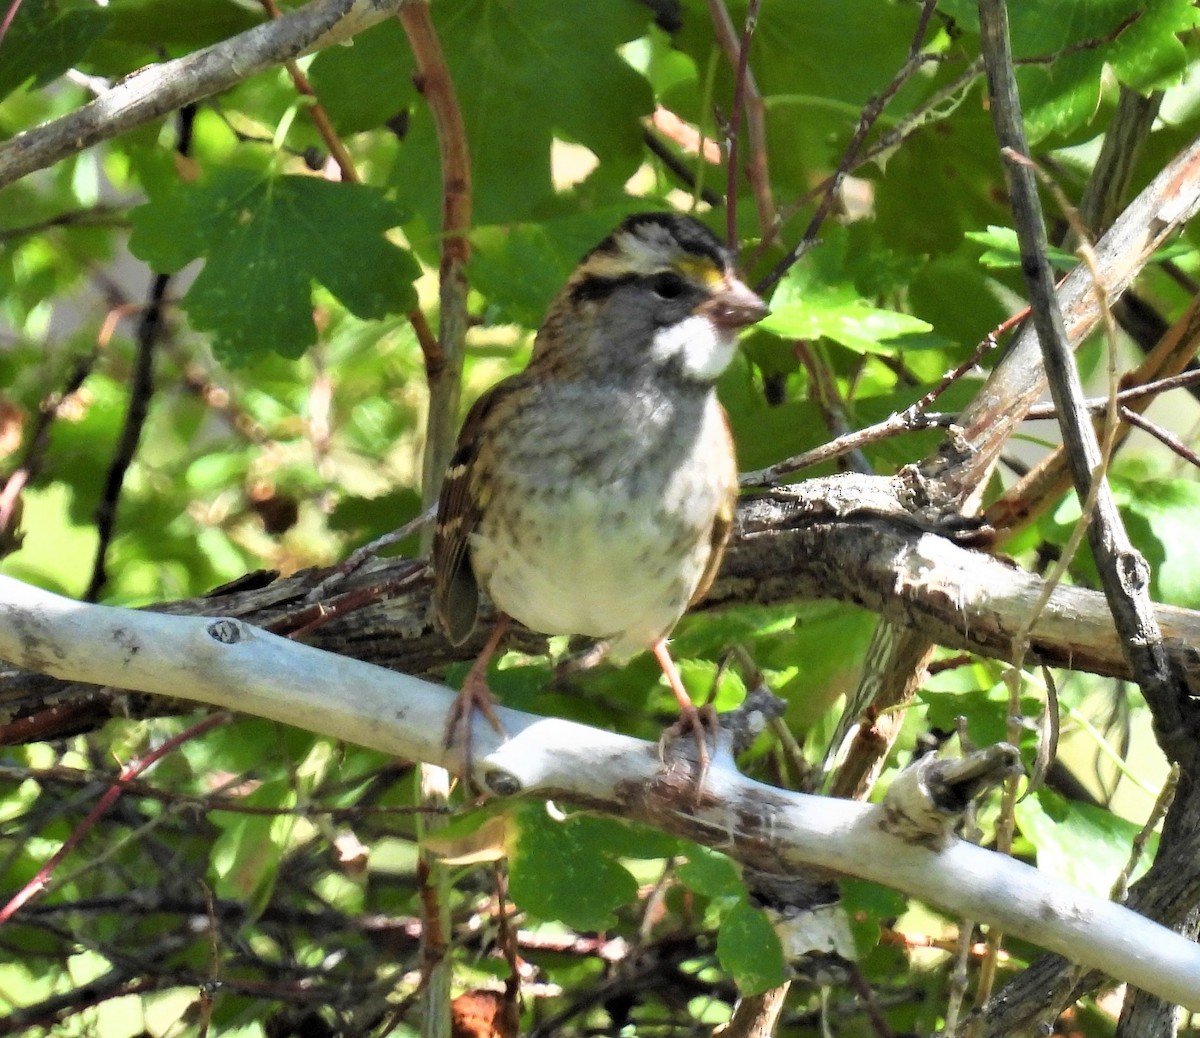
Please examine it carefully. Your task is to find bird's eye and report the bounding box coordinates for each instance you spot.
[651,272,687,299]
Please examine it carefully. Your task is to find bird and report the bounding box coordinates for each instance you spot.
[432,211,768,783]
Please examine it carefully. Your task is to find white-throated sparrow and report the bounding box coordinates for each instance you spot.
[433,212,767,778]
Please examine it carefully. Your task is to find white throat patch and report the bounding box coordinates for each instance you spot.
[649,313,737,382]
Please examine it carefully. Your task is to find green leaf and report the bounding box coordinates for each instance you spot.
[1,484,97,598]
[1115,476,1200,609]
[966,226,1078,271]
[591,818,686,861]
[716,900,787,995]
[759,225,933,354]
[718,355,829,472]
[760,301,932,355]
[0,1,108,101]
[767,604,879,731]
[305,18,414,135]
[329,488,424,549]
[128,169,419,363]
[1015,789,1156,899]
[377,0,655,225]
[940,0,1199,142]
[840,878,907,958]
[208,778,295,913]
[668,601,800,660]
[179,716,316,776]
[909,255,1011,349]
[918,678,1040,752]
[100,0,260,57]
[1108,0,1200,93]
[871,88,1003,257]
[507,806,638,930]
[677,846,744,900]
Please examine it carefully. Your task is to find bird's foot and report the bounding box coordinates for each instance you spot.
[444,669,506,788]
[658,702,718,802]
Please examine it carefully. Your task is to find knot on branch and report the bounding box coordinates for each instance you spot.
[205,618,244,644]
[881,743,1021,850]
[718,685,787,755]
[1115,548,1151,594]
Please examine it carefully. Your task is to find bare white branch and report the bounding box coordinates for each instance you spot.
[0,0,410,190]
[0,573,1197,1010]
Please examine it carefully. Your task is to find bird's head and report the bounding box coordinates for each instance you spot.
[535,212,768,384]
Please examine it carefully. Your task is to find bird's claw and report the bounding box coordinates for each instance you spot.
[658,702,718,801]
[443,674,506,787]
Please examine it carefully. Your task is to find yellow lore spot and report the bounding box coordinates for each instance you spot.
[675,257,723,287]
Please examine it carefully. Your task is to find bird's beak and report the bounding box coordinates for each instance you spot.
[701,274,769,329]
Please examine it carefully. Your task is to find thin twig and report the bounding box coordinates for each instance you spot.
[281,563,427,641]
[259,0,362,183]
[303,505,435,603]
[642,126,724,207]
[408,305,441,375]
[1120,407,1200,469]
[943,919,976,1033]
[0,349,100,541]
[739,410,946,486]
[86,104,195,600]
[85,270,172,602]
[739,312,1020,486]
[1022,369,1200,418]
[196,885,219,1038]
[704,0,774,240]
[758,0,941,294]
[392,22,469,1036]
[1012,10,1143,67]
[399,3,472,524]
[0,712,233,927]
[979,0,1192,772]
[722,0,763,247]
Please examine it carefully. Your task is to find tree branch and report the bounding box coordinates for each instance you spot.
[399,2,472,516]
[757,0,942,293]
[705,0,773,239]
[988,295,1200,534]
[5,476,1200,732]
[920,130,1200,501]
[978,0,1195,772]
[0,0,410,190]
[0,572,1197,1010]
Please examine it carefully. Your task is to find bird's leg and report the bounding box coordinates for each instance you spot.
[652,639,717,794]
[445,615,511,780]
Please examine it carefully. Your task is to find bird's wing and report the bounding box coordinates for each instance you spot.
[688,404,738,608]
[432,381,510,645]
